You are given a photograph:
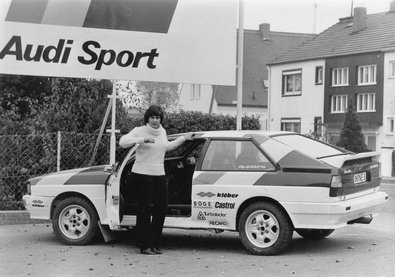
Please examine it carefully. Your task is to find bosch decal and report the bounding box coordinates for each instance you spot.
[215,202,235,209]
[193,201,212,209]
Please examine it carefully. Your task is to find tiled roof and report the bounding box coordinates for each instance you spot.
[269,11,395,65]
[215,29,313,107]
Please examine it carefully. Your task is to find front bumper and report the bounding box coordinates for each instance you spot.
[23,195,54,220]
[283,191,389,229]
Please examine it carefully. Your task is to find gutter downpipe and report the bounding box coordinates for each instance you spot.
[236,0,244,130]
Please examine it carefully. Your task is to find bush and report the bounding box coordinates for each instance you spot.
[120,110,261,134]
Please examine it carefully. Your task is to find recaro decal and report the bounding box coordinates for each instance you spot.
[6,0,178,34]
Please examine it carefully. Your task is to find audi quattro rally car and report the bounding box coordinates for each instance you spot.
[23,130,388,255]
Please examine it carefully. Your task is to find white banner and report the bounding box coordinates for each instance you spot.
[0,0,237,85]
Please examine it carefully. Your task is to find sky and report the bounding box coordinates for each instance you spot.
[243,0,393,34]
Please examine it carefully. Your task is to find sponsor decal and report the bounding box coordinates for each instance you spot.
[215,202,235,209]
[204,212,226,217]
[238,165,267,169]
[197,211,206,221]
[32,199,44,208]
[193,201,212,209]
[209,221,227,226]
[217,193,238,198]
[197,192,216,198]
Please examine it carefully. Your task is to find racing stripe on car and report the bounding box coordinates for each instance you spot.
[64,166,109,185]
[214,172,265,186]
[260,139,292,162]
[252,171,331,187]
[193,171,225,185]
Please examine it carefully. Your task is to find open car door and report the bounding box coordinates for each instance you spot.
[106,144,138,229]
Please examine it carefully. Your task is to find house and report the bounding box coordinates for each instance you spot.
[267,4,395,177]
[177,24,313,129]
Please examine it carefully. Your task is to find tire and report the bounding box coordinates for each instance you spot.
[52,197,100,245]
[238,202,293,255]
[295,229,335,240]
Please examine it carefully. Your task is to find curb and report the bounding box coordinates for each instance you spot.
[0,211,50,225]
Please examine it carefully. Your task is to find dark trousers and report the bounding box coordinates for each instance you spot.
[132,173,168,249]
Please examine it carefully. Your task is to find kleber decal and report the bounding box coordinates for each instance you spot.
[32,199,44,208]
[196,192,215,198]
[6,0,178,34]
[217,193,238,198]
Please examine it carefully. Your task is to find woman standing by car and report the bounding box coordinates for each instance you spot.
[119,105,193,255]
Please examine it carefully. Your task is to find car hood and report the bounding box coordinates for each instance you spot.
[319,151,380,168]
[29,165,111,186]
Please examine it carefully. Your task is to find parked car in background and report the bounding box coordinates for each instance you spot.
[23,131,388,255]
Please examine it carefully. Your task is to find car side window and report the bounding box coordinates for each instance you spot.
[201,140,274,171]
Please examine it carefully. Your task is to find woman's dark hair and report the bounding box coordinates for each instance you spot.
[144,105,164,124]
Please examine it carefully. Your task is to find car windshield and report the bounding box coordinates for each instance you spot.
[271,134,347,158]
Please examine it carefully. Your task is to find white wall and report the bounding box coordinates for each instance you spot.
[379,52,395,176]
[268,60,325,134]
[177,84,213,113]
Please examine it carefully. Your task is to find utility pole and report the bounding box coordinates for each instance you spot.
[236,0,244,130]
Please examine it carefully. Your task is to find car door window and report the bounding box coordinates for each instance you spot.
[201,140,274,171]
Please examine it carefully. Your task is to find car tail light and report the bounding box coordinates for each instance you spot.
[330,175,342,188]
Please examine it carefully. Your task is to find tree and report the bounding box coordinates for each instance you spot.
[337,103,368,153]
[135,81,180,111]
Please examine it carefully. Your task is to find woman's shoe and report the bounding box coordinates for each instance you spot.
[151,247,162,254]
[140,248,156,255]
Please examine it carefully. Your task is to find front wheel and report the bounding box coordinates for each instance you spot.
[295,229,335,240]
[238,202,293,255]
[52,197,100,245]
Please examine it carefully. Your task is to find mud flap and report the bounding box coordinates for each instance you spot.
[98,222,117,243]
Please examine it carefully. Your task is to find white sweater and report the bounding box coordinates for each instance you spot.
[119,124,186,176]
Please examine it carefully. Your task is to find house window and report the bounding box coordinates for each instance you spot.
[357,93,375,112]
[281,118,301,133]
[315,66,323,85]
[331,67,349,86]
[331,95,348,113]
[364,134,376,151]
[386,117,394,135]
[190,84,201,100]
[358,65,376,85]
[389,61,395,78]
[282,69,302,96]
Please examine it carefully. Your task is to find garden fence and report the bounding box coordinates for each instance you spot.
[0,132,127,210]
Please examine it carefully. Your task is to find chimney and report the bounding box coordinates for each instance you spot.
[390,0,395,12]
[353,7,367,32]
[259,23,271,41]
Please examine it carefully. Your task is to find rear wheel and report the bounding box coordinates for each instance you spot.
[52,197,100,245]
[296,229,335,240]
[238,202,293,255]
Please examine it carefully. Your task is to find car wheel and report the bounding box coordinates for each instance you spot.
[295,229,335,240]
[238,202,293,255]
[52,197,100,245]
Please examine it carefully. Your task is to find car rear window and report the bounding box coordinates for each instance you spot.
[272,134,346,158]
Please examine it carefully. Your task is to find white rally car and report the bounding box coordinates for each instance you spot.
[23,131,388,255]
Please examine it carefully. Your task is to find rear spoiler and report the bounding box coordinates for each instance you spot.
[320,151,380,168]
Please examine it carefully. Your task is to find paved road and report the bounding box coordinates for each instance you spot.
[1,183,394,277]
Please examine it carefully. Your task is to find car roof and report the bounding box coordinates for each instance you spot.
[168,130,296,139]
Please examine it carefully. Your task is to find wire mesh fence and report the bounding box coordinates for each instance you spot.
[0,132,128,210]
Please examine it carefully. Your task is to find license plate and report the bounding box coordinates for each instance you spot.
[353,172,366,184]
